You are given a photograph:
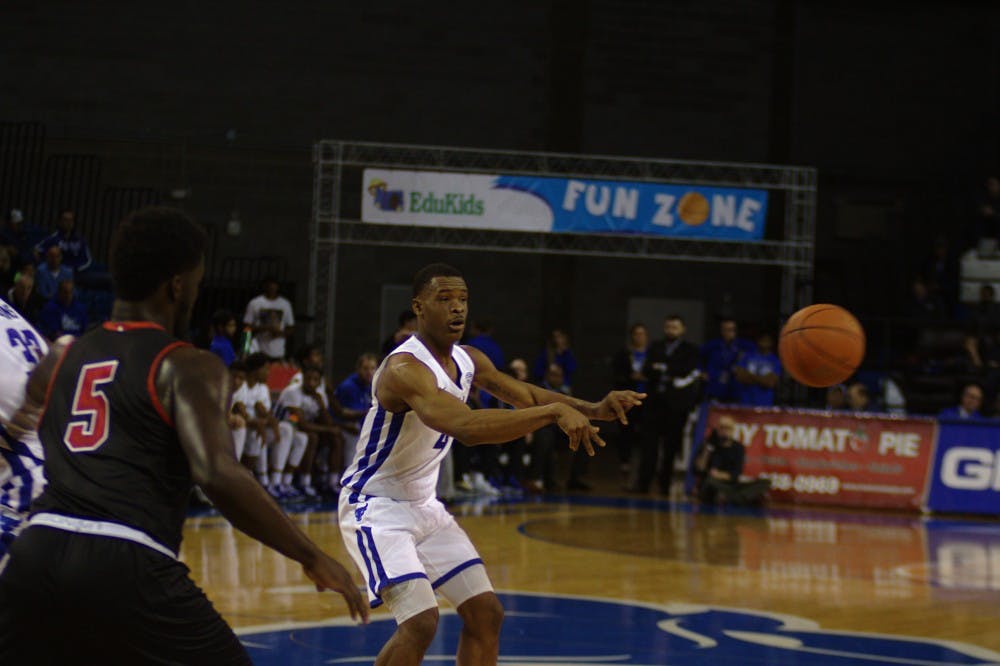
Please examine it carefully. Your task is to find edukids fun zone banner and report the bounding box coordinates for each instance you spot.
[361,168,768,240]
[699,406,937,510]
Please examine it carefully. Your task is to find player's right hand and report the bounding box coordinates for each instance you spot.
[303,553,370,624]
[553,404,605,456]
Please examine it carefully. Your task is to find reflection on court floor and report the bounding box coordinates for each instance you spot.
[180,496,1000,664]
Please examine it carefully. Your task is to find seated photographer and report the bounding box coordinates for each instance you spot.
[694,415,770,506]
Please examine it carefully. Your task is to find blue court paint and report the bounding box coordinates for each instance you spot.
[238,591,997,665]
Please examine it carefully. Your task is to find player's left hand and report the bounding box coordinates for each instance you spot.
[591,390,646,425]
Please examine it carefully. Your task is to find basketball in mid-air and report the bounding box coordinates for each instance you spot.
[778,304,865,388]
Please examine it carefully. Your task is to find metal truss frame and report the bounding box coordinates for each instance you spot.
[310,140,816,356]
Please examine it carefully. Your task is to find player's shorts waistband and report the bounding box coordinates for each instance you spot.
[27,512,178,560]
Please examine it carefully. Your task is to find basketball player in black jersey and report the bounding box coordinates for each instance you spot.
[0,207,367,665]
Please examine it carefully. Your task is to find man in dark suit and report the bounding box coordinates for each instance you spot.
[631,314,701,494]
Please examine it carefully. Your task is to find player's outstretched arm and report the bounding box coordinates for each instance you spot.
[463,346,645,425]
[1,336,74,448]
[161,347,369,623]
[381,353,605,453]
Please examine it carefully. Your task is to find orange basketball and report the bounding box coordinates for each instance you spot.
[778,304,865,388]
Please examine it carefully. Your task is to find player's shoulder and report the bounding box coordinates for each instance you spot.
[161,346,227,381]
[381,351,437,387]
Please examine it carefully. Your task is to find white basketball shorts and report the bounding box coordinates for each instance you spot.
[338,492,491,610]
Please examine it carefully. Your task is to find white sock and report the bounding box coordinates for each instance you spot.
[297,472,313,488]
[282,472,294,486]
[232,428,246,461]
[269,424,294,478]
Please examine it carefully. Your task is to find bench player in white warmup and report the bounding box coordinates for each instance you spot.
[339,263,645,666]
[0,304,48,558]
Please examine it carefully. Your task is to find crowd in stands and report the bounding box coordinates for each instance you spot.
[901,174,1000,420]
[0,208,105,341]
[199,271,799,503]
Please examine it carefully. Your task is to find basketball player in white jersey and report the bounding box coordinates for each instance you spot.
[0,302,49,558]
[339,263,645,666]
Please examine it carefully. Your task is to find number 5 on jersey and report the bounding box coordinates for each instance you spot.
[64,361,119,452]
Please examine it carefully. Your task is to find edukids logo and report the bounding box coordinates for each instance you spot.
[239,591,997,665]
[367,179,404,212]
[366,178,485,216]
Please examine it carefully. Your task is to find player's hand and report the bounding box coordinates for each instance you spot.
[553,404,605,456]
[303,552,370,624]
[3,402,42,444]
[591,390,646,425]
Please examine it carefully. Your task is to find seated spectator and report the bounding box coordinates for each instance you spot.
[35,209,92,273]
[35,246,73,301]
[287,343,329,403]
[526,363,587,493]
[0,209,46,268]
[733,331,780,406]
[919,236,958,313]
[967,284,1000,335]
[37,279,87,339]
[494,358,531,489]
[5,271,44,324]
[693,416,770,506]
[825,384,847,411]
[240,353,281,486]
[701,318,755,403]
[939,383,985,420]
[270,365,340,499]
[243,277,295,360]
[333,353,378,490]
[208,309,238,367]
[973,175,1000,240]
[0,247,14,295]
[381,309,417,357]
[846,382,873,412]
[227,360,248,463]
[907,277,946,321]
[532,328,578,387]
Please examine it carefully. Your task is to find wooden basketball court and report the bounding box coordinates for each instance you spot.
[181,487,1000,665]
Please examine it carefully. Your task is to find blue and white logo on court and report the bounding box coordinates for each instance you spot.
[239,591,997,665]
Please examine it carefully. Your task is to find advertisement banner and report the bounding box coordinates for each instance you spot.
[700,406,937,510]
[925,420,1000,515]
[362,168,768,240]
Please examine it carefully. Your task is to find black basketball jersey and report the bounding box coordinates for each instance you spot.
[33,321,192,553]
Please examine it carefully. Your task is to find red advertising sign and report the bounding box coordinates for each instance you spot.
[705,406,937,510]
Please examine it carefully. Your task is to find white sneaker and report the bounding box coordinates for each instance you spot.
[301,484,318,498]
[471,472,500,496]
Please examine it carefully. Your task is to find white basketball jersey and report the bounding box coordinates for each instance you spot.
[341,336,474,502]
[0,302,49,515]
[273,384,322,423]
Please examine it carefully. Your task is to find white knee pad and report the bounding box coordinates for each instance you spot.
[436,563,493,609]
[381,576,438,625]
[271,422,294,471]
[245,431,263,457]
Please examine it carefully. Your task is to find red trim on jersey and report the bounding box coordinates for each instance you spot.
[38,339,76,430]
[102,321,166,333]
[147,341,192,428]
